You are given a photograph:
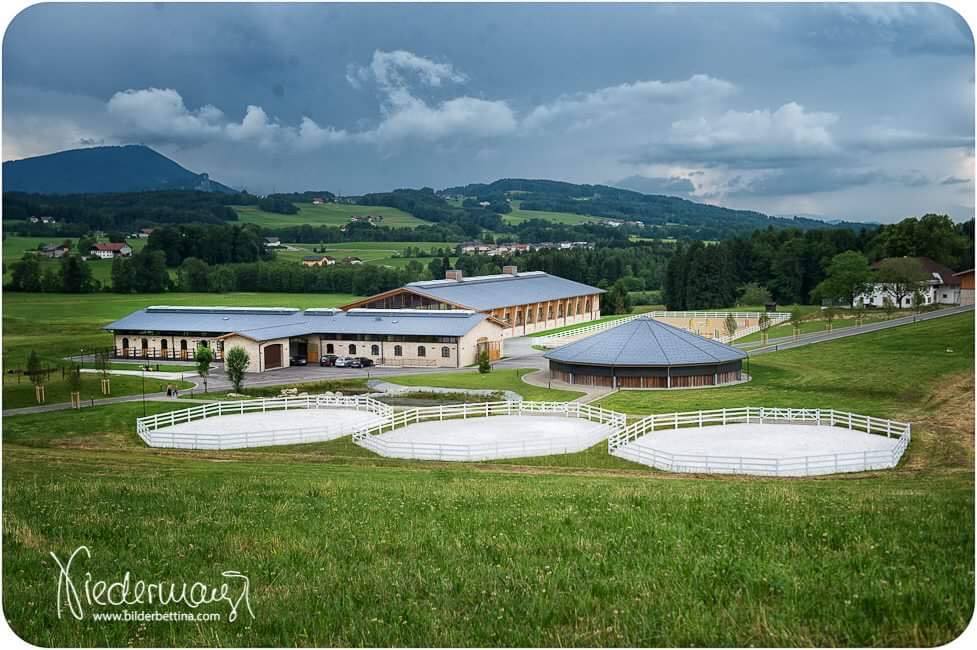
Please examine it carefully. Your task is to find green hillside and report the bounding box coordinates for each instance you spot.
[234,202,430,228]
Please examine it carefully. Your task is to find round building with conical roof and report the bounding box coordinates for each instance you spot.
[544,317,748,389]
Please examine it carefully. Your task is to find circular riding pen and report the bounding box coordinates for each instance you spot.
[353,401,627,461]
[136,395,393,449]
[608,407,911,477]
[544,317,749,389]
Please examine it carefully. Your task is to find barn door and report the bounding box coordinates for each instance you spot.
[264,344,283,370]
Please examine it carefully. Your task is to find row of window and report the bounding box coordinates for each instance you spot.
[120,337,213,351]
[324,343,451,358]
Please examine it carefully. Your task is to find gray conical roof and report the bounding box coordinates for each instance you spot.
[544,317,747,367]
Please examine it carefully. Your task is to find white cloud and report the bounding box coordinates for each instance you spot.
[107,88,224,142]
[662,102,840,164]
[523,74,736,131]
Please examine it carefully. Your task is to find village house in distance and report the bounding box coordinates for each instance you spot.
[104,267,603,371]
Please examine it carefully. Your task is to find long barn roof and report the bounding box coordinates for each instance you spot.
[544,317,747,367]
[404,271,604,311]
[105,307,496,342]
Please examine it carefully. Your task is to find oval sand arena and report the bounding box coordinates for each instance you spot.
[357,404,626,461]
[136,396,393,450]
[610,408,911,477]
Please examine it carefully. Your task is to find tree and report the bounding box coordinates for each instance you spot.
[8,254,43,292]
[111,256,133,293]
[224,346,250,393]
[26,350,45,403]
[823,307,837,332]
[477,349,491,374]
[723,313,738,340]
[876,257,928,310]
[758,312,772,344]
[178,257,211,292]
[66,362,82,408]
[59,254,95,293]
[882,296,896,320]
[811,251,873,307]
[737,283,772,307]
[606,281,633,315]
[94,349,111,395]
[194,345,214,393]
[789,308,804,340]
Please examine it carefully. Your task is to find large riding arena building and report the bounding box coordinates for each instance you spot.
[341,266,604,339]
[544,317,748,389]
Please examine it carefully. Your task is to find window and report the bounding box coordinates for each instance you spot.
[394,345,403,357]
[417,346,426,357]
[326,343,334,354]
[200,340,208,348]
[349,344,357,355]
[122,337,129,350]
[141,338,149,350]
[160,339,168,357]
[371,344,380,355]
[441,346,450,358]
[180,339,187,350]
[548,306,554,319]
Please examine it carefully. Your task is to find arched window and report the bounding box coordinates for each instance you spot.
[180,339,188,360]
[394,345,403,357]
[417,346,426,357]
[371,344,380,355]
[349,344,357,355]
[122,337,129,354]
[558,304,564,317]
[326,343,334,354]
[548,305,554,319]
[585,298,591,312]
[441,346,450,358]
[160,339,168,357]
[199,340,208,348]
[538,306,544,322]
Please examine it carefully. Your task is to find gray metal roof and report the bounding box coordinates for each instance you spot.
[104,307,493,341]
[544,317,747,367]
[405,271,604,310]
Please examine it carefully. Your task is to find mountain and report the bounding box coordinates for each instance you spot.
[441,178,874,239]
[2,145,236,194]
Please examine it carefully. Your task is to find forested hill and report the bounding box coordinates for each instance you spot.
[441,178,872,239]
[2,145,236,194]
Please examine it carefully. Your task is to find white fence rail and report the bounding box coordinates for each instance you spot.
[355,400,627,461]
[136,394,393,450]
[538,311,790,347]
[609,406,911,477]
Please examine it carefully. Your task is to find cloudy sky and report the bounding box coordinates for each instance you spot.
[3,2,974,222]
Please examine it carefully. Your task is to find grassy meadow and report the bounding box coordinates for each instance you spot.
[501,199,608,226]
[274,241,457,269]
[233,203,429,228]
[387,368,583,402]
[2,235,150,285]
[1,311,973,645]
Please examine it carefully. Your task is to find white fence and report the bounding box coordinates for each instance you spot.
[136,394,393,450]
[355,400,627,461]
[609,406,911,477]
[537,311,790,347]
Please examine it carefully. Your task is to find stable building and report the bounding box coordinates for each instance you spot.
[544,317,747,389]
[105,306,504,372]
[341,266,603,337]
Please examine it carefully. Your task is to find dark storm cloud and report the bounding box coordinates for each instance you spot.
[2,2,973,222]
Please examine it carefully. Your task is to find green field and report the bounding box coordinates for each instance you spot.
[2,236,149,285]
[233,203,430,228]
[275,241,457,269]
[1,314,973,645]
[1,292,359,371]
[502,200,609,226]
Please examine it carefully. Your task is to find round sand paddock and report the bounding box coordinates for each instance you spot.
[136,395,393,450]
[355,403,626,461]
[610,408,910,477]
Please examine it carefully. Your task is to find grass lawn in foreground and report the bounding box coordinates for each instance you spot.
[1,314,972,645]
[233,202,430,228]
[386,368,583,402]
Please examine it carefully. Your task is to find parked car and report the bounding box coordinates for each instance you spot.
[289,356,308,366]
[357,357,375,368]
[319,354,338,367]
[334,356,352,368]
